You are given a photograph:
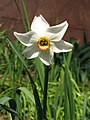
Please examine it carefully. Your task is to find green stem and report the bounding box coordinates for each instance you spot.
[42,66,49,120]
[26,69,42,120]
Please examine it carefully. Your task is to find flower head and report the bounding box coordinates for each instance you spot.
[14,15,73,66]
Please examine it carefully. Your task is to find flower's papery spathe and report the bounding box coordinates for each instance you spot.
[37,37,50,50]
[14,15,73,66]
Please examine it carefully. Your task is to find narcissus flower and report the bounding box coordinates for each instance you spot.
[14,15,73,66]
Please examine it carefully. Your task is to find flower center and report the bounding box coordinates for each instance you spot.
[37,37,50,50]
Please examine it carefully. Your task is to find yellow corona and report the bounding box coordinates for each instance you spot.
[37,37,50,50]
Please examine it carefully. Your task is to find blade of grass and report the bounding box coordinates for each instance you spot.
[63,53,75,120]
[82,94,88,120]
[14,0,28,31]
[78,46,90,57]
[66,51,72,68]
[0,68,8,85]
[34,58,44,91]
[64,65,70,120]
[47,102,52,120]
[21,0,30,31]
[53,83,62,120]
[4,46,16,99]
[0,30,7,38]
[15,90,21,120]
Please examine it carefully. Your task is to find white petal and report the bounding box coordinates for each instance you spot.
[14,31,35,46]
[45,32,61,42]
[39,50,54,66]
[40,15,50,26]
[29,33,39,43]
[31,15,50,36]
[22,44,39,59]
[51,40,73,53]
[46,21,68,40]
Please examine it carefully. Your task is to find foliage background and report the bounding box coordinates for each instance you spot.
[0,0,90,120]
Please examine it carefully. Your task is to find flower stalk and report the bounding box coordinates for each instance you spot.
[42,65,49,119]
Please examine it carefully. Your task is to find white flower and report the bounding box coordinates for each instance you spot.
[14,15,73,66]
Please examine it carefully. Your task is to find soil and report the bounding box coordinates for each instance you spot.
[0,0,90,43]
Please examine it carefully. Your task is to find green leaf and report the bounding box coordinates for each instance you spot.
[34,58,44,91]
[78,46,90,57]
[0,96,12,105]
[0,30,7,38]
[9,99,17,120]
[0,97,22,120]
[18,87,35,104]
[6,38,27,69]
[0,104,23,120]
